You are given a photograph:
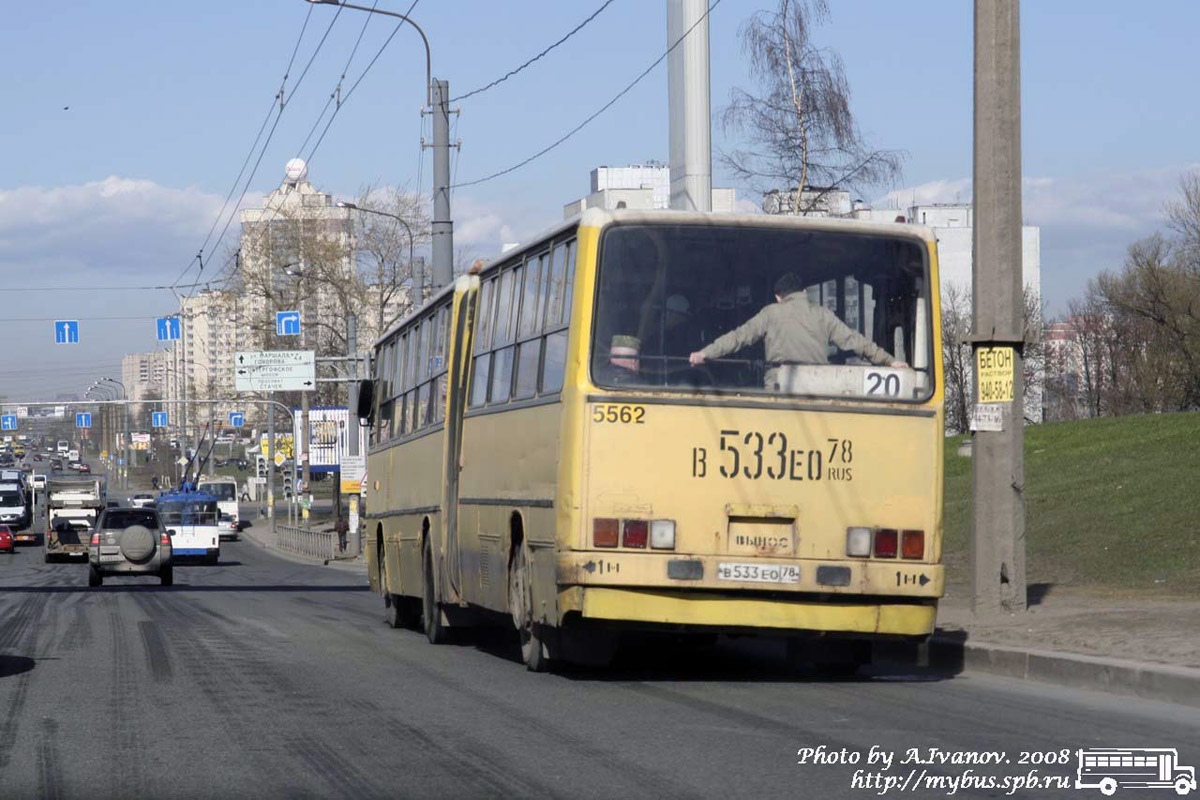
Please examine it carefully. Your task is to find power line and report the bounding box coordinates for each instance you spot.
[171,5,345,291]
[450,0,616,103]
[305,0,422,164]
[0,315,161,323]
[453,0,721,189]
[5,279,215,293]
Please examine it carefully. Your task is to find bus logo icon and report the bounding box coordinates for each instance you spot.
[1076,748,1196,796]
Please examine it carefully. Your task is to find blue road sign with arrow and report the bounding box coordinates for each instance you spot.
[156,317,181,341]
[76,412,92,429]
[229,412,245,428]
[54,320,80,344]
[276,310,301,336]
[0,415,16,431]
[152,411,169,428]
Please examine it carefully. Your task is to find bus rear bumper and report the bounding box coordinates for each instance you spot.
[557,586,937,637]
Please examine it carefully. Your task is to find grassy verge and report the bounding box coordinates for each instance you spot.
[944,411,1200,595]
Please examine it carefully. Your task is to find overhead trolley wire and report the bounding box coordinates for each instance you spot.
[170,4,345,291]
[304,0,422,164]
[450,0,617,103]
[452,0,721,189]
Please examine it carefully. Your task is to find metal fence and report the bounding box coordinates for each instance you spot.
[275,524,337,561]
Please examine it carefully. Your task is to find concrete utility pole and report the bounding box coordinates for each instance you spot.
[666,0,712,212]
[430,78,454,291]
[970,0,1027,615]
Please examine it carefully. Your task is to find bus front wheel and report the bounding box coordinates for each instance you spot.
[1174,777,1192,796]
[509,543,550,672]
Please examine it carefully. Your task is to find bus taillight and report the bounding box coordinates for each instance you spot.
[874,529,898,558]
[593,518,619,548]
[622,520,648,549]
[901,530,924,559]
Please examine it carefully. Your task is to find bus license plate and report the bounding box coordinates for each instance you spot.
[717,562,800,584]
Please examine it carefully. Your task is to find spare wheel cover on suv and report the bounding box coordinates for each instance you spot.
[120,525,156,562]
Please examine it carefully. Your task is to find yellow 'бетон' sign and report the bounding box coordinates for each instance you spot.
[976,346,1015,403]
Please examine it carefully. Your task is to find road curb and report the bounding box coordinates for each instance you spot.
[930,633,1200,708]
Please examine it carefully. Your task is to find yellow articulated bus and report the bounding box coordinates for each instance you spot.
[364,208,944,671]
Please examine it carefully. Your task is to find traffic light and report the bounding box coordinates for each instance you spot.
[256,455,268,479]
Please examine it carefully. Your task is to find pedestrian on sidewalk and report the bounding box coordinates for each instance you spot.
[334,516,348,554]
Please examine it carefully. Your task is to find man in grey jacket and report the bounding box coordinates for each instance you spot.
[689,272,906,389]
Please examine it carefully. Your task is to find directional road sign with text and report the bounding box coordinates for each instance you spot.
[276,311,301,336]
[76,412,91,429]
[54,320,80,344]
[156,317,181,341]
[235,350,315,392]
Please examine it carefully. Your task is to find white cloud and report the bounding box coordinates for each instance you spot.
[875,165,1200,311]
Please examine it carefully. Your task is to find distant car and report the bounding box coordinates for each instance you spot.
[77,463,91,474]
[32,454,42,462]
[87,507,173,587]
[0,525,13,554]
[50,460,63,472]
[129,493,155,509]
[31,474,47,491]
[217,513,238,541]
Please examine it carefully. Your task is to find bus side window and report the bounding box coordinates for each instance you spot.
[541,330,568,394]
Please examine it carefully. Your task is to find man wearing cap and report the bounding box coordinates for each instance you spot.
[595,334,642,385]
[689,272,906,389]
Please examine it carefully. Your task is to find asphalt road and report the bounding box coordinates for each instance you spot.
[1,535,1198,800]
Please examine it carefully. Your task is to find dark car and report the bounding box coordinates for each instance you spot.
[88,507,173,587]
[50,459,63,472]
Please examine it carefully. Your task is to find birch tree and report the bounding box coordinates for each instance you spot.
[721,0,903,212]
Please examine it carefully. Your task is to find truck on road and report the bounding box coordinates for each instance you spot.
[46,476,105,562]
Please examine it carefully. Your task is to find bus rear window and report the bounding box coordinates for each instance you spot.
[591,224,932,401]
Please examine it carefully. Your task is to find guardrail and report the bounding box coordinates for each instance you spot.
[275,524,337,561]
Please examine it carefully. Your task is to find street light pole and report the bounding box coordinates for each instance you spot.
[99,378,128,491]
[308,0,453,293]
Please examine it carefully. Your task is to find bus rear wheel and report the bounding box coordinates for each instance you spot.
[422,539,449,644]
[1099,778,1117,796]
[509,543,549,672]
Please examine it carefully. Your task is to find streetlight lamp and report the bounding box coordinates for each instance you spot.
[337,200,424,307]
[306,0,453,293]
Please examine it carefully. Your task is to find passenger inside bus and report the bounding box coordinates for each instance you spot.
[593,334,642,385]
[688,271,907,389]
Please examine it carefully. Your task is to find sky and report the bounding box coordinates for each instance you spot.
[2,0,1198,399]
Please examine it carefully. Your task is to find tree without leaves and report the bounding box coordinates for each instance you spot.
[720,0,903,212]
[234,186,426,410]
